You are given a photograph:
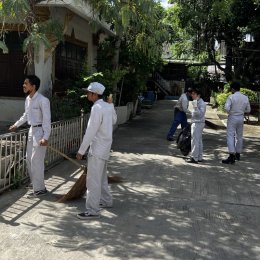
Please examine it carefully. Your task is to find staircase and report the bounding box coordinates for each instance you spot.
[153,72,172,95]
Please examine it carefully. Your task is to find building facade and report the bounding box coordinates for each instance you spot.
[0,0,113,122]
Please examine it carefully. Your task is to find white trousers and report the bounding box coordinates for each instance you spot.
[226,115,244,153]
[191,122,205,161]
[26,127,47,192]
[86,155,113,215]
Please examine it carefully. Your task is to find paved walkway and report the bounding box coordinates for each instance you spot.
[1,100,260,260]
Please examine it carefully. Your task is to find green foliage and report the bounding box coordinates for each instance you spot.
[23,24,51,53]
[0,40,8,53]
[187,66,208,80]
[93,36,164,104]
[88,0,169,61]
[83,69,128,96]
[240,88,258,102]
[11,169,24,189]
[51,64,129,121]
[223,83,231,93]
[216,86,257,111]
[0,0,30,21]
[216,92,231,111]
[23,19,63,54]
[166,0,260,86]
[1,0,63,63]
[39,19,63,40]
[50,88,91,121]
[118,38,164,104]
[211,0,233,22]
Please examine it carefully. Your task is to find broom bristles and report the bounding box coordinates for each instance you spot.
[108,175,123,183]
[57,169,123,203]
[57,172,87,203]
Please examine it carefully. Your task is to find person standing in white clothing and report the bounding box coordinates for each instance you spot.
[9,75,51,197]
[76,82,117,219]
[186,88,206,164]
[222,82,251,164]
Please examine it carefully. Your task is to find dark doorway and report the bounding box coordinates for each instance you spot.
[0,32,26,97]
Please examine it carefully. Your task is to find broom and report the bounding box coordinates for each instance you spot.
[47,145,122,203]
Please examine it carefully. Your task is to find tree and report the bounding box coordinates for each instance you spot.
[167,0,260,87]
[87,0,170,101]
[88,0,168,60]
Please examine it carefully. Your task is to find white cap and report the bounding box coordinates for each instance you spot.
[82,82,105,95]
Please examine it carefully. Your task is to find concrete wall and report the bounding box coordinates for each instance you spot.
[115,106,128,125]
[115,101,137,125]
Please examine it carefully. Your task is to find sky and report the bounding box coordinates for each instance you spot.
[160,0,172,9]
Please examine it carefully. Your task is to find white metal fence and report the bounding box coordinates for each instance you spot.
[0,112,88,193]
[0,130,27,192]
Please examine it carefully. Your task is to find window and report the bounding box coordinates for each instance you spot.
[55,41,87,80]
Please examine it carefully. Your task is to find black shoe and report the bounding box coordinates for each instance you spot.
[235,153,240,161]
[186,158,198,164]
[26,188,47,198]
[198,160,203,162]
[222,154,235,164]
[99,203,113,208]
[77,212,100,220]
[167,137,174,141]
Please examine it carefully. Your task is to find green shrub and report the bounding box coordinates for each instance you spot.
[223,83,230,93]
[216,92,231,111]
[216,87,257,111]
[51,88,91,121]
[240,88,258,102]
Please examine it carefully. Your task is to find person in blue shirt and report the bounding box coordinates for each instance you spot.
[167,88,192,141]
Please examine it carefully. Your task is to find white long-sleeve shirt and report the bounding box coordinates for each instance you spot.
[191,98,206,123]
[224,91,251,116]
[175,93,189,112]
[78,99,117,160]
[14,92,51,140]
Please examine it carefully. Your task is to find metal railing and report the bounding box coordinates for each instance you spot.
[0,111,88,193]
[0,130,27,192]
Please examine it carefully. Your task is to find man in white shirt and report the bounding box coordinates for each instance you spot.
[9,75,51,197]
[186,88,206,164]
[76,82,117,219]
[166,88,192,141]
[222,82,251,164]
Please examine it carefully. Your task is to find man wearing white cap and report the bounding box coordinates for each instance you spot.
[76,82,117,219]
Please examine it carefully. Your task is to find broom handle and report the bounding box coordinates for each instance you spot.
[47,145,84,169]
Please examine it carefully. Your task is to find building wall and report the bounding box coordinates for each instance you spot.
[50,7,98,71]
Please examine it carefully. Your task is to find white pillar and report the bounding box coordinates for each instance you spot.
[34,43,53,98]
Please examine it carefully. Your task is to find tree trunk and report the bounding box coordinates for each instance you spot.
[111,38,121,104]
[26,44,35,75]
[225,46,233,82]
